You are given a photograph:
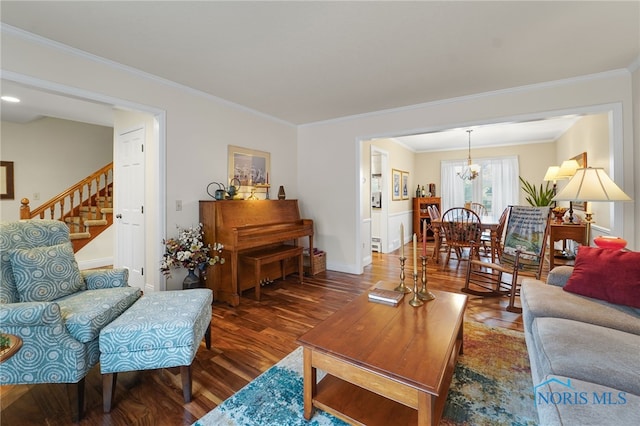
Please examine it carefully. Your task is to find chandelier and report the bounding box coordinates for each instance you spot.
[457,130,480,181]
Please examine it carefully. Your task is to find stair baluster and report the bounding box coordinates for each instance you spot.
[19,162,114,252]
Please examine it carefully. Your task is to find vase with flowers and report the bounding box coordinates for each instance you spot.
[160,224,225,289]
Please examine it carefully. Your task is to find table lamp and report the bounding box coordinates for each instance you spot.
[543,166,561,196]
[553,167,632,245]
[554,159,580,223]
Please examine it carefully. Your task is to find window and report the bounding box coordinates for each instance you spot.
[441,156,519,221]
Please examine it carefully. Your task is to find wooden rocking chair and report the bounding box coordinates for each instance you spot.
[462,205,551,312]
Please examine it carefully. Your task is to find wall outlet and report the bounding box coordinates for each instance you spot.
[176,200,182,211]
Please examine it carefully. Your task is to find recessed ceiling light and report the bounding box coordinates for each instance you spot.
[1,96,21,103]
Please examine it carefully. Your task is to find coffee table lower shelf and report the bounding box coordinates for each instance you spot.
[308,337,461,426]
[315,375,418,425]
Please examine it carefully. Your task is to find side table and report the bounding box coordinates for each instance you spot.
[0,334,23,363]
[549,223,587,270]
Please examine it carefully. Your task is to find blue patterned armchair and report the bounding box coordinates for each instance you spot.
[0,220,141,420]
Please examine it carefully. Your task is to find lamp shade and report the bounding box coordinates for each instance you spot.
[553,167,632,202]
[543,166,560,182]
[556,159,580,178]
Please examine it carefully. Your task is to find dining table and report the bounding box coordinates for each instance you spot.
[430,216,501,263]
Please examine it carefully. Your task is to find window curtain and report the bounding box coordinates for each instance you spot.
[441,159,468,212]
[487,156,519,220]
[441,156,519,221]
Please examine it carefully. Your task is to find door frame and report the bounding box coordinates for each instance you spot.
[354,103,629,275]
[370,146,390,253]
[3,71,167,291]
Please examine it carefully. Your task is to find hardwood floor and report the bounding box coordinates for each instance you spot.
[0,244,531,426]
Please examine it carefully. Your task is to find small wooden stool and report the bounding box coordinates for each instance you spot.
[240,245,304,300]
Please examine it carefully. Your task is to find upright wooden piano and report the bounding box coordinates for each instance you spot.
[199,200,314,306]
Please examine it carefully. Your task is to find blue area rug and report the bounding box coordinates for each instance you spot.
[194,322,538,426]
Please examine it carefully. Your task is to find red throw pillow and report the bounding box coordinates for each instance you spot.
[563,246,640,308]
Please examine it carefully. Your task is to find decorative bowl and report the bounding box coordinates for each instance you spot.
[551,207,568,224]
[593,236,627,250]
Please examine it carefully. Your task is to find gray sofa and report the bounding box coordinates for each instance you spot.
[521,266,640,425]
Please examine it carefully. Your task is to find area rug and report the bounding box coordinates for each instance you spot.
[194,321,538,426]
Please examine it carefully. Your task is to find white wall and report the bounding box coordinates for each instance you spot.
[0,117,113,222]
[299,71,636,274]
[75,227,114,269]
[555,113,613,231]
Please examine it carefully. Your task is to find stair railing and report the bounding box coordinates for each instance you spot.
[20,163,114,227]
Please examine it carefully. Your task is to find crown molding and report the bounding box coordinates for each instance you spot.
[300,69,632,128]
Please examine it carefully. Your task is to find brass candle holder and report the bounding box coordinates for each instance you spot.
[394,257,412,294]
[409,273,424,307]
[418,255,435,301]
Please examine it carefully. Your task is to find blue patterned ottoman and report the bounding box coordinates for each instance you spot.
[99,288,212,412]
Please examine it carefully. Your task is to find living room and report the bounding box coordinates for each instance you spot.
[3,2,640,288]
[1,1,639,425]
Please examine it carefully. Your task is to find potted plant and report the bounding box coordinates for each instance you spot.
[0,333,10,352]
[519,177,554,207]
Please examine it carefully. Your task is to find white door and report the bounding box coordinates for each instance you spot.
[114,127,145,290]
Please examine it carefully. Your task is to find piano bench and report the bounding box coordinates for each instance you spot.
[240,245,304,301]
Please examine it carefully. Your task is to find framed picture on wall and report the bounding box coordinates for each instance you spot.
[0,161,15,200]
[570,151,587,211]
[228,145,271,192]
[401,171,409,200]
[391,169,401,201]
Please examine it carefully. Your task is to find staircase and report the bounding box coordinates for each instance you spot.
[20,163,114,252]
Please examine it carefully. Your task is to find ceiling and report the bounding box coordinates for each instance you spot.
[391,115,582,152]
[1,80,116,127]
[1,1,638,150]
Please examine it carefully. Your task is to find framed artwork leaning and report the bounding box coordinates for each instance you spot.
[570,152,587,211]
[228,145,271,192]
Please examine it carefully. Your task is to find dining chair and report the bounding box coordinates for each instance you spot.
[431,205,440,218]
[428,205,447,256]
[439,208,482,269]
[471,202,491,255]
[462,205,551,312]
[470,202,488,217]
[480,207,509,260]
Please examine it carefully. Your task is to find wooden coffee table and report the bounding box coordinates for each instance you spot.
[298,282,467,425]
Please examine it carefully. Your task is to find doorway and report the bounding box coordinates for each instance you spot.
[114,126,146,290]
[355,104,628,275]
[370,147,389,254]
[2,74,166,292]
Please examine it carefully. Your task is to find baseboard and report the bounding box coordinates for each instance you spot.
[326,260,360,275]
[78,257,113,270]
